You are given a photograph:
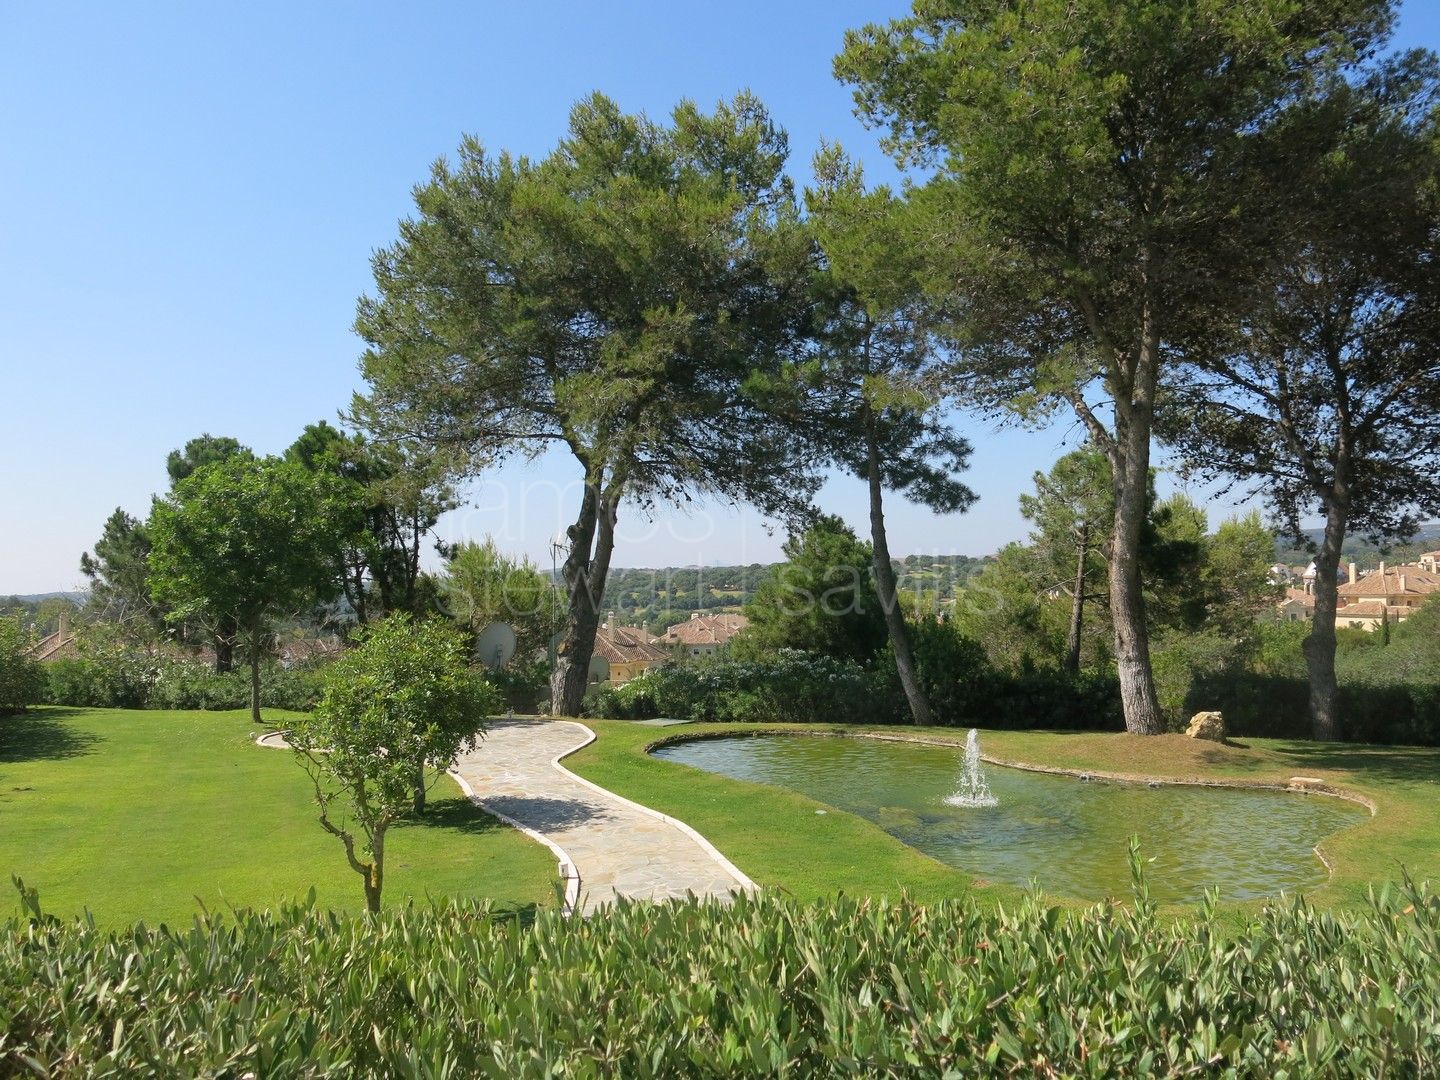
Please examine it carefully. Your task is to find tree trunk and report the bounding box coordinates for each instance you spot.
[864,420,932,726]
[1108,370,1166,735]
[1304,502,1347,741]
[1064,522,1088,675]
[248,635,262,727]
[363,828,385,913]
[413,761,426,815]
[550,480,619,717]
[214,615,237,674]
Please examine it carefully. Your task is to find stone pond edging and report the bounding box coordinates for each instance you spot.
[640,725,1379,888]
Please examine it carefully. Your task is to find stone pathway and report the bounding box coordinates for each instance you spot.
[451,720,754,914]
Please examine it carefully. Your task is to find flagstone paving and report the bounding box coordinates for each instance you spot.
[259,718,753,914]
[449,719,755,914]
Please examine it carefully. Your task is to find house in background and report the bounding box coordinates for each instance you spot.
[659,612,748,658]
[28,610,78,661]
[592,615,669,685]
[1334,560,1440,631]
[1278,588,1315,623]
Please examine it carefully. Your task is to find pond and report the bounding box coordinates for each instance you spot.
[651,734,1368,904]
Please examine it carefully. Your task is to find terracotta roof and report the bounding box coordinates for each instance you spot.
[593,624,669,665]
[1281,588,1314,607]
[1338,564,1440,599]
[661,612,749,646]
[29,630,79,662]
[277,637,344,664]
[1336,601,1413,619]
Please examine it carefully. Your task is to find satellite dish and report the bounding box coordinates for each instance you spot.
[587,654,611,684]
[474,622,517,672]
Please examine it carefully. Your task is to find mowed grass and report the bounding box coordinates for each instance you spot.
[0,708,558,926]
[567,720,1440,911]
[568,720,995,906]
[978,729,1440,909]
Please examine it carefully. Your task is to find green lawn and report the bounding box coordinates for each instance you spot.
[567,720,1440,911]
[6,709,1433,925]
[0,707,558,926]
[569,720,991,905]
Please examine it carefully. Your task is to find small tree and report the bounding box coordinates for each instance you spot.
[737,515,887,665]
[288,615,496,912]
[1018,448,1114,674]
[148,456,345,724]
[0,616,45,715]
[441,538,561,661]
[166,434,250,488]
[79,508,164,639]
[286,421,457,625]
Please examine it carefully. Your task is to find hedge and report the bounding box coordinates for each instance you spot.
[3,868,1438,1076]
[44,654,327,713]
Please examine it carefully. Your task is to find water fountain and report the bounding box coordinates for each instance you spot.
[944,728,998,808]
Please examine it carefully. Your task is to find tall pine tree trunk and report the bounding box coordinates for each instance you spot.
[1304,502,1347,741]
[864,419,932,725]
[551,480,619,717]
[1064,522,1089,675]
[1105,336,1165,735]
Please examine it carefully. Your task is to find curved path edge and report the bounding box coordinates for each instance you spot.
[257,722,755,916]
[547,720,757,896]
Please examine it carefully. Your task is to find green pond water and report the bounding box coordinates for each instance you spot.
[652,735,1368,903]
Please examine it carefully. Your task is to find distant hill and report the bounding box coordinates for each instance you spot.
[604,554,990,635]
[5,591,86,604]
[1274,523,1440,566]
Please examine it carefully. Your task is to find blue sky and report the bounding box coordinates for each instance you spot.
[3,2,1437,594]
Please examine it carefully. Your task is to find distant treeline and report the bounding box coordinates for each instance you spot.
[601,555,990,634]
[1273,523,1440,566]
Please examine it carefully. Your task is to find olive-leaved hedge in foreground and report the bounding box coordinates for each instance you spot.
[2,865,1438,1077]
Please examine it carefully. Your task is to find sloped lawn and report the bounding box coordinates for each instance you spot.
[0,707,557,925]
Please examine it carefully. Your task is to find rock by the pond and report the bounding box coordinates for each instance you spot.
[1185,711,1226,742]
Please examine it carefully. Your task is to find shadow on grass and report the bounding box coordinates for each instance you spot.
[0,709,102,764]
[406,796,510,837]
[1267,742,1440,786]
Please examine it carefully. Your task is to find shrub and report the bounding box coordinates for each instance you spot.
[585,652,887,725]
[0,616,45,714]
[44,653,329,712]
[43,648,158,709]
[978,664,1124,731]
[487,659,550,714]
[148,660,328,713]
[1150,629,1253,731]
[4,877,1439,1075]
[897,617,991,724]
